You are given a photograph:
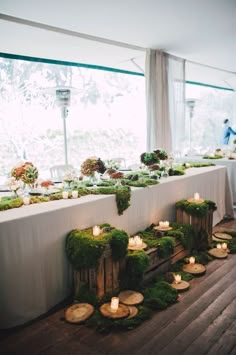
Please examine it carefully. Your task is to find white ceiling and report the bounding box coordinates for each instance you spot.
[0,0,236,88]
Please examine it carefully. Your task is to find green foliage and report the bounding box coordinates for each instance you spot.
[168,167,185,176]
[182,162,215,168]
[74,283,97,306]
[0,196,23,211]
[109,229,129,261]
[124,250,150,289]
[66,228,107,271]
[143,281,178,310]
[169,223,196,251]
[203,155,223,159]
[157,237,175,258]
[176,199,217,217]
[66,225,128,271]
[86,306,151,333]
[140,152,160,166]
[114,187,131,215]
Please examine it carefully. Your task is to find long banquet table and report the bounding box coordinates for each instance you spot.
[0,166,233,329]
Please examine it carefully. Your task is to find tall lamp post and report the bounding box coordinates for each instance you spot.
[56,89,71,165]
[186,99,196,155]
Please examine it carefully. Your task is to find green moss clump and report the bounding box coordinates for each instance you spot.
[169,223,196,251]
[66,229,107,271]
[109,229,129,261]
[114,187,131,215]
[203,155,223,159]
[0,197,24,211]
[66,225,128,271]
[74,283,97,306]
[124,250,150,289]
[157,237,175,258]
[176,199,217,217]
[143,281,178,310]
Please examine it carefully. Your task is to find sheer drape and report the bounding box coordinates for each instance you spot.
[145,49,171,152]
[168,55,186,154]
[145,49,185,154]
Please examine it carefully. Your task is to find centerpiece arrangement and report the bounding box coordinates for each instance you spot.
[11,161,39,190]
[80,157,106,179]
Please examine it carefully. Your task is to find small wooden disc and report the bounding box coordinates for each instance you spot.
[171,280,190,291]
[99,303,129,319]
[187,198,205,204]
[65,303,94,324]
[154,226,173,232]
[183,263,206,275]
[118,290,144,306]
[214,232,232,240]
[128,242,147,251]
[208,248,228,259]
[127,306,138,319]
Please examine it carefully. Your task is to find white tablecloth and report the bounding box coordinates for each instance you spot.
[0,166,233,329]
[176,156,236,204]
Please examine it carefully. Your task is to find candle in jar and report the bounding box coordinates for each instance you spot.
[110,297,119,313]
[72,190,78,198]
[62,191,69,199]
[189,256,195,264]
[222,243,228,250]
[194,192,200,201]
[128,237,135,246]
[23,196,30,205]
[216,243,222,249]
[174,274,182,284]
[93,225,101,237]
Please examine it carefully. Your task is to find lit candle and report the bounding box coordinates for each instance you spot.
[164,221,169,228]
[222,243,228,251]
[174,274,182,284]
[110,297,119,313]
[72,190,78,198]
[189,256,195,264]
[134,235,143,246]
[93,225,101,237]
[23,196,30,205]
[159,221,165,228]
[194,192,200,201]
[216,243,222,249]
[128,237,135,247]
[62,191,69,199]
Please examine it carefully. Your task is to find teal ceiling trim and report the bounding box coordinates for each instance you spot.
[186,80,234,92]
[0,52,144,77]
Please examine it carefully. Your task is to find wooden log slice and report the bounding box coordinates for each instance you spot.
[99,303,129,319]
[128,242,147,251]
[171,280,190,292]
[208,248,228,259]
[127,306,138,319]
[65,303,94,324]
[182,263,206,275]
[214,232,232,240]
[118,290,144,305]
[154,226,173,232]
[187,198,205,204]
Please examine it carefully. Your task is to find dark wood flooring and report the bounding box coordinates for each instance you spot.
[1,218,236,355]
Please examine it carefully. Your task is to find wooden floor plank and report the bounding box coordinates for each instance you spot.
[206,320,236,355]
[182,296,236,355]
[135,260,236,355]
[99,256,236,355]
[158,283,236,355]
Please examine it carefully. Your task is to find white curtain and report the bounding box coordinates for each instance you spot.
[168,55,186,154]
[145,49,185,154]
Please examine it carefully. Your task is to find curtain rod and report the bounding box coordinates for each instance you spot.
[0,13,146,52]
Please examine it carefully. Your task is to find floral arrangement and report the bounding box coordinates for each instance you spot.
[110,171,124,179]
[6,177,21,194]
[11,162,38,185]
[40,180,54,188]
[154,149,168,160]
[81,157,106,176]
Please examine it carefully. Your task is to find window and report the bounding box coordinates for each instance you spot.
[0,56,146,177]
